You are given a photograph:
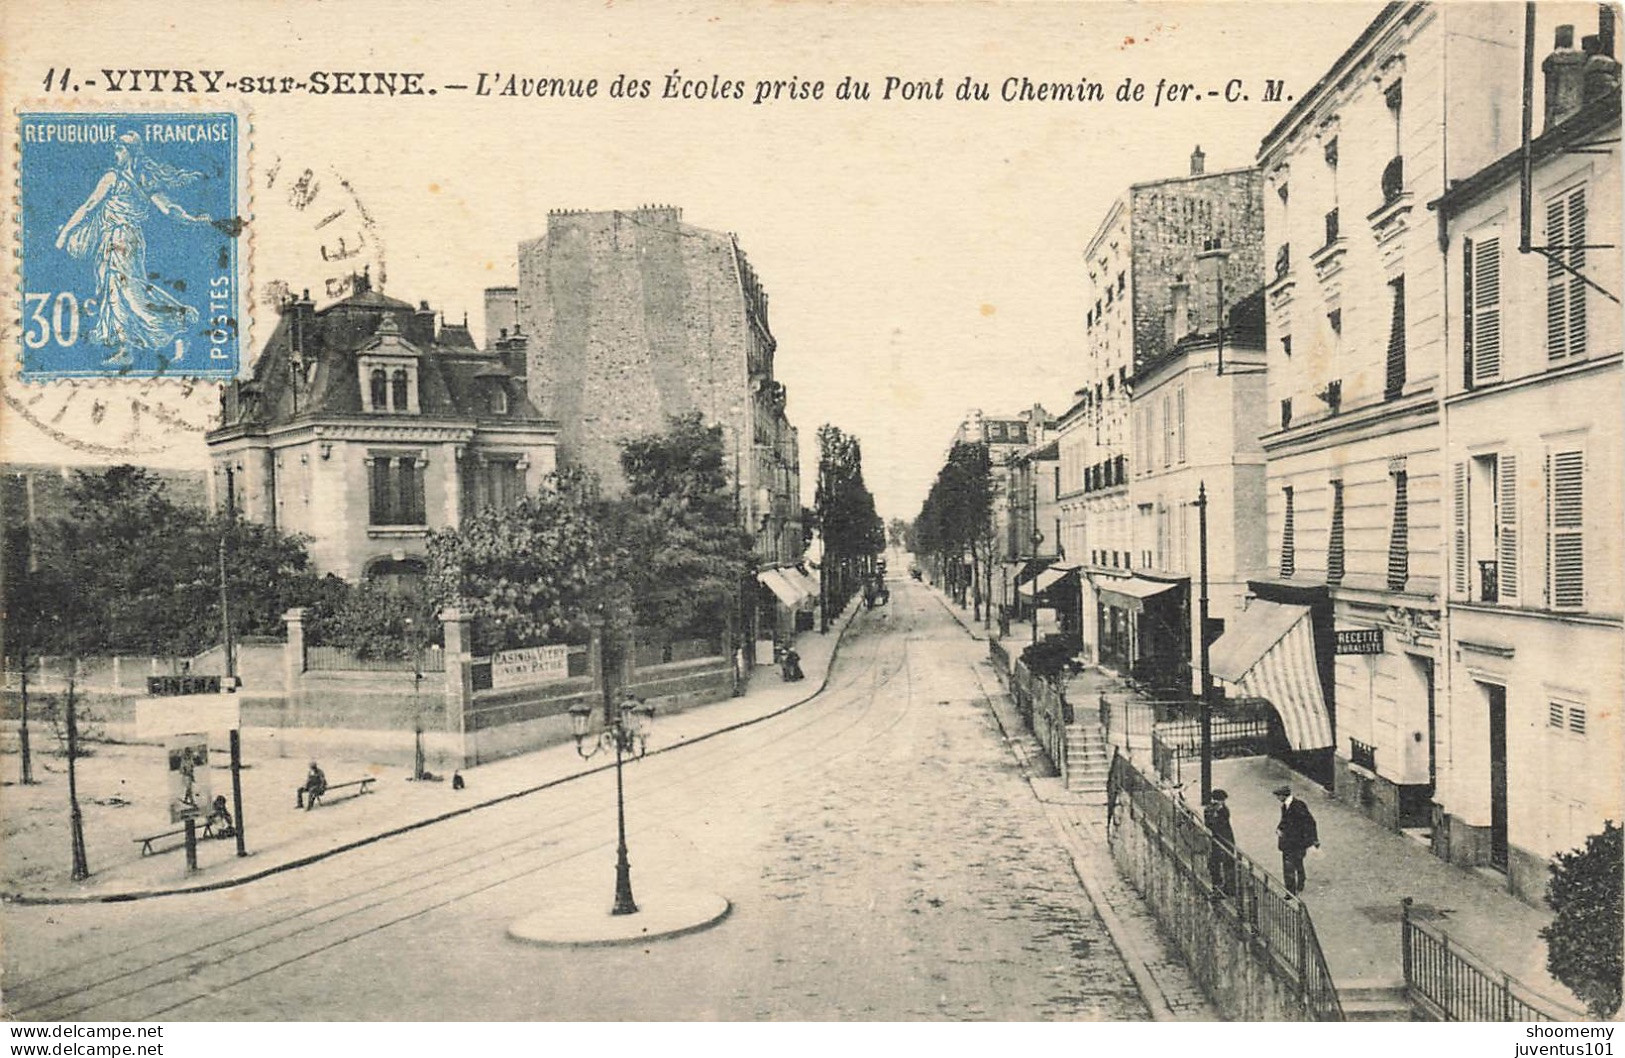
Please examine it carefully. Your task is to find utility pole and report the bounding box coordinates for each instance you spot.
[18,659,35,785]
[221,533,247,857]
[1196,481,1214,806]
[66,673,89,881]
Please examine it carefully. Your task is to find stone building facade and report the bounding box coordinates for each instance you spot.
[1072,149,1266,682]
[508,206,805,650]
[206,272,557,583]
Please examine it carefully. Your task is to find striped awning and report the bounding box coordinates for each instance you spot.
[1210,601,1333,750]
[786,567,821,600]
[758,569,806,608]
[1019,564,1078,599]
[1097,576,1180,613]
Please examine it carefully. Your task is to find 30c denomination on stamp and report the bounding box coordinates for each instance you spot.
[17,110,246,380]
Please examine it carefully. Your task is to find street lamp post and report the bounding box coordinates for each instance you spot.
[1195,481,1214,805]
[568,693,656,916]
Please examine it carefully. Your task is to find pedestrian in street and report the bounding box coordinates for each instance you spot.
[1274,784,1319,895]
[1205,789,1236,897]
[207,795,235,838]
[297,761,327,810]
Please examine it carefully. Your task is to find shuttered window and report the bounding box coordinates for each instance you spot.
[1327,479,1345,585]
[1464,237,1502,385]
[1548,449,1584,609]
[1387,469,1409,591]
[1546,187,1588,361]
[1497,455,1518,601]
[1176,385,1187,464]
[1280,485,1296,577]
[1162,393,1173,468]
[1385,276,1407,400]
[1549,700,1566,729]
[1452,462,1469,596]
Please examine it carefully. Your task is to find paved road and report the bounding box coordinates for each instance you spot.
[3,580,1149,1020]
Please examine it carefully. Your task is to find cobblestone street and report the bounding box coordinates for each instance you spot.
[4,580,1155,1021]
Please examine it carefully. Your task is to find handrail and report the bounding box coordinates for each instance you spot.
[1401,898,1585,1021]
[1107,751,1344,1020]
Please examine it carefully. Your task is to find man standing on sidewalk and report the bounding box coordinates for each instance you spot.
[1275,784,1319,895]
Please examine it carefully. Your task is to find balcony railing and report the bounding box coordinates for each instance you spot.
[1350,738,1376,773]
[1381,156,1405,203]
[1478,560,1499,604]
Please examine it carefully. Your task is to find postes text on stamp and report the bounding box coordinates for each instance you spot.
[17,111,245,380]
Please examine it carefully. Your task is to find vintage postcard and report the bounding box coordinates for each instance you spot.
[1,0,1620,1038]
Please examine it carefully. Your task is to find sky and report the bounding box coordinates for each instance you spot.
[4,0,1579,523]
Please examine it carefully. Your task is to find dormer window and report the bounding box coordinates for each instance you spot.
[358,356,419,413]
[490,385,509,415]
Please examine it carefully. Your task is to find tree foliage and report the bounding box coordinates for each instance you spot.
[6,467,328,659]
[1542,821,1623,1018]
[914,441,994,606]
[815,424,884,608]
[426,414,754,655]
[613,412,754,638]
[426,466,612,656]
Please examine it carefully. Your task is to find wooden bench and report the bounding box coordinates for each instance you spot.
[306,776,375,808]
[134,817,219,856]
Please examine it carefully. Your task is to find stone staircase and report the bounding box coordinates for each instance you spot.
[1064,720,1110,803]
[1337,978,1415,1021]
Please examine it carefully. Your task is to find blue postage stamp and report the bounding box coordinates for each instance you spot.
[17,111,244,380]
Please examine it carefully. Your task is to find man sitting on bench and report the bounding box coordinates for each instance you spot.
[296,761,327,810]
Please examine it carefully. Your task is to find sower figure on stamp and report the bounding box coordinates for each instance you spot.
[54,131,213,366]
[1275,784,1319,895]
[297,761,327,810]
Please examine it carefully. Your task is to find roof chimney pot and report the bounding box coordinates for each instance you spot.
[1190,144,1206,176]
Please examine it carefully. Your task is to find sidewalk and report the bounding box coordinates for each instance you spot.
[1212,754,1577,1010]
[936,585,1585,1017]
[0,605,859,904]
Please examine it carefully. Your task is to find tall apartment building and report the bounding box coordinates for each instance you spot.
[1072,148,1265,685]
[1246,1,1525,803]
[1431,54,1621,903]
[505,206,805,648]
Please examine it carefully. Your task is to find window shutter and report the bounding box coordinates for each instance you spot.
[1472,238,1502,383]
[1547,197,1569,360]
[1547,189,1588,361]
[1327,479,1346,585]
[1548,701,1565,729]
[1281,485,1296,577]
[369,457,389,525]
[1463,238,1475,387]
[1550,450,1584,609]
[1453,462,1469,596]
[1162,393,1172,468]
[1176,386,1187,464]
[1567,187,1587,357]
[1387,470,1409,591]
[1497,454,1518,601]
[1385,276,1407,400]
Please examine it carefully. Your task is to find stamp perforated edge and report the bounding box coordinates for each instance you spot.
[3,96,254,456]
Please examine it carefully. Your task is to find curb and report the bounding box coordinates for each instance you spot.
[4,605,864,907]
[963,617,1184,1023]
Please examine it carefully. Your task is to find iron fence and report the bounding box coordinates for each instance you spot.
[305,645,446,673]
[1402,898,1584,1021]
[1108,752,1344,1021]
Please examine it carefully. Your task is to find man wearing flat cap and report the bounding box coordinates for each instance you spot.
[1274,784,1319,895]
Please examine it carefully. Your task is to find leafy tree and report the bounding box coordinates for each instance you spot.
[914,441,993,613]
[815,424,884,614]
[9,467,328,659]
[613,412,754,639]
[304,579,438,660]
[425,467,611,656]
[1542,821,1623,1018]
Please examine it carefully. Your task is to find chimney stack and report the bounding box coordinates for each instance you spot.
[1544,25,1587,130]
[1190,144,1206,176]
[1584,6,1622,104]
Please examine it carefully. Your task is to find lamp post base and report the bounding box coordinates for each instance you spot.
[509,890,731,947]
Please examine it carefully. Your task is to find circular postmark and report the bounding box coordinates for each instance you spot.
[5,147,385,462]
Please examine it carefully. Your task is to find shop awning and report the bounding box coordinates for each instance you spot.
[757,569,806,608]
[1019,564,1078,599]
[1210,601,1333,750]
[1012,558,1051,587]
[1097,576,1181,613]
[787,567,821,599]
